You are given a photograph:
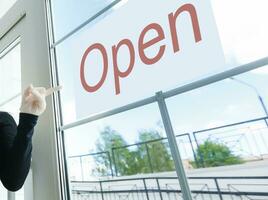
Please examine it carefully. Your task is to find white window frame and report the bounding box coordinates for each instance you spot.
[0,0,63,200]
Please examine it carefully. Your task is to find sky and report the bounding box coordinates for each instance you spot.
[1,0,268,181]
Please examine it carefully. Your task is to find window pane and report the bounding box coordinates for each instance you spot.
[50,0,116,40]
[54,0,268,125]
[49,0,268,199]
[0,43,21,120]
[53,2,125,124]
[211,0,268,65]
[0,0,17,19]
[167,65,268,198]
[0,42,23,198]
[64,103,182,199]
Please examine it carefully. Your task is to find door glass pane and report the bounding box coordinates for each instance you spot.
[48,0,268,199]
[50,0,116,40]
[211,0,268,65]
[53,0,268,125]
[167,65,268,198]
[0,41,23,199]
[0,0,17,19]
[64,103,178,199]
[0,42,21,120]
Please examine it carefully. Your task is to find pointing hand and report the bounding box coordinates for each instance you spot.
[20,84,62,116]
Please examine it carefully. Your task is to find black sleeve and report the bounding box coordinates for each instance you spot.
[0,112,38,191]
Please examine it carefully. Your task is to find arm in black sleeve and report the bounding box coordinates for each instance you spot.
[0,112,38,191]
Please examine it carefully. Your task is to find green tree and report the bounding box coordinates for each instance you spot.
[94,127,175,176]
[137,130,174,173]
[94,126,139,176]
[193,140,244,168]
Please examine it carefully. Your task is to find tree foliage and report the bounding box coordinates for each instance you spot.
[137,130,174,173]
[94,126,130,176]
[94,127,174,176]
[193,140,244,168]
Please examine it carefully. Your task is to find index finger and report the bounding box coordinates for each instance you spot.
[45,86,62,97]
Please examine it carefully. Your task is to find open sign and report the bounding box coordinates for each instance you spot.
[80,3,202,95]
[74,0,225,118]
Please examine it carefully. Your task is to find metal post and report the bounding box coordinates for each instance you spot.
[156,91,192,200]
[214,178,223,200]
[107,152,114,177]
[8,191,15,200]
[79,157,84,181]
[145,143,154,173]
[186,133,198,168]
[111,148,118,176]
[193,132,204,168]
[156,178,163,200]
[143,178,150,200]
[100,181,105,200]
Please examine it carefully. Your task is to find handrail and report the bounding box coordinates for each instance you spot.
[71,176,268,184]
[72,189,268,196]
[68,116,268,178]
[71,176,268,199]
[194,116,268,134]
[69,116,268,158]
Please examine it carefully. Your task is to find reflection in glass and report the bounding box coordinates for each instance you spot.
[49,0,268,199]
[51,0,116,40]
[0,44,21,121]
[167,65,268,169]
[64,103,171,181]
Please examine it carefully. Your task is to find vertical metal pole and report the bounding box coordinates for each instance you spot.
[145,143,154,173]
[156,178,163,200]
[111,148,118,176]
[79,156,84,181]
[214,178,223,200]
[100,181,105,200]
[156,91,192,200]
[143,178,150,200]
[107,152,114,177]
[186,133,198,168]
[193,132,204,168]
[8,191,15,200]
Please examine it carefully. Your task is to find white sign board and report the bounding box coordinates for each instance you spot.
[73,0,225,118]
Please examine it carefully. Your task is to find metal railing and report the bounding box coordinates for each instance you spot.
[71,176,268,200]
[193,116,268,167]
[68,116,268,180]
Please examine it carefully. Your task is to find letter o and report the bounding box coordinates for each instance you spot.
[80,43,108,93]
